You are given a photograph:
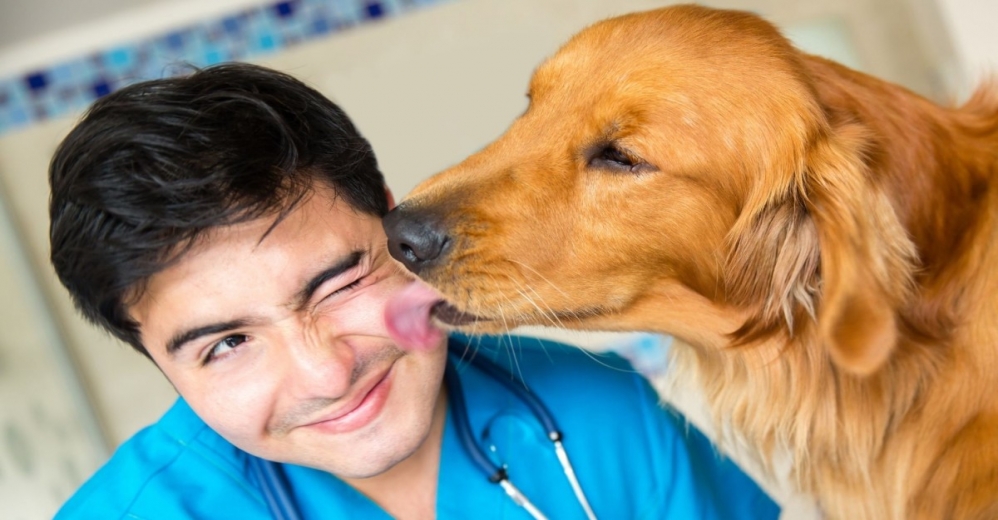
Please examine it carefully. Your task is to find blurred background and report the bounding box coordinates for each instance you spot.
[0,0,993,517]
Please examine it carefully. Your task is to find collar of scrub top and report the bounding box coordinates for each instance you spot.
[248,342,599,520]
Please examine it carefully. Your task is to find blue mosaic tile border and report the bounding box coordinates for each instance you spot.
[0,0,451,136]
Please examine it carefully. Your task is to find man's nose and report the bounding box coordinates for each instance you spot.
[382,205,452,275]
[285,331,354,397]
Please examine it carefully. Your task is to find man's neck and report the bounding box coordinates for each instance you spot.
[343,388,448,520]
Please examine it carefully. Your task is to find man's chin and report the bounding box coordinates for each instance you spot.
[328,445,420,481]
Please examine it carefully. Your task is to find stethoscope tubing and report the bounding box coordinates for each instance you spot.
[445,347,598,520]
[249,453,303,520]
[460,350,560,435]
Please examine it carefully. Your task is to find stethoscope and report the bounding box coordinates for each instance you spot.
[248,343,599,520]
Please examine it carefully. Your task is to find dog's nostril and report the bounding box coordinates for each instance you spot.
[400,243,418,263]
[383,206,452,274]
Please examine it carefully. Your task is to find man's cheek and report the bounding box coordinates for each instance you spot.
[200,384,274,442]
[383,281,446,352]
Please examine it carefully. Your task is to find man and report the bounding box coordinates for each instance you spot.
[49,63,779,519]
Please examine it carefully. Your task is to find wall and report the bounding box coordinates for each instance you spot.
[935,0,998,98]
[0,186,105,519]
[0,0,161,49]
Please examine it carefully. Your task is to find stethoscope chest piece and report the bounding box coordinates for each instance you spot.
[445,352,599,520]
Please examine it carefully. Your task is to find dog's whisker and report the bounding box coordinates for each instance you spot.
[506,259,570,300]
[512,279,564,329]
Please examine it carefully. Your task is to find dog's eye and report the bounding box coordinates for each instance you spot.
[590,145,638,171]
[601,147,634,166]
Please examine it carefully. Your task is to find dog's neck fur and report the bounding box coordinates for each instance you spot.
[700,65,998,518]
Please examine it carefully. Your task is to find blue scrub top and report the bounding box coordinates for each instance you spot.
[57,335,780,519]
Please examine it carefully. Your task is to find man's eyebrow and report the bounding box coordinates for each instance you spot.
[294,250,366,309]
[164,251,365,356]
[166,320,249,357]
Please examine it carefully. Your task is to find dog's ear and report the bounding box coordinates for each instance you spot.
[726,122,914,375]
[803,123,915,375]
[725,188,821,343]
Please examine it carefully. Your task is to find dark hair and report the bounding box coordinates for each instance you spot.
[49,63,388,356]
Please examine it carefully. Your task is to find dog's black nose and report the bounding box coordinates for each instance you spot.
[383,206,451,275]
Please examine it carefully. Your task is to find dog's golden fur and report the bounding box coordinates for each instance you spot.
[391,5,998,519]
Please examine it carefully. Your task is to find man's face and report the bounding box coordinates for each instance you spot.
[130,185,448,478]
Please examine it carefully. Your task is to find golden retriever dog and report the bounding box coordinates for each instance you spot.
[382,5,998,519]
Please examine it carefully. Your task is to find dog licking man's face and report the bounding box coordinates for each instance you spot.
[383,6,998,518]
[382,6,821,341]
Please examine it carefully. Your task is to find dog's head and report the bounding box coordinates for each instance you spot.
[384,5,916,375]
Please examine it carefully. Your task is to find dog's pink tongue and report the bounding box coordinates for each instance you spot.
[385,280,446,352]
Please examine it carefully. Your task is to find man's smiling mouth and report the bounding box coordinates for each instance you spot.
[301,362,397,435]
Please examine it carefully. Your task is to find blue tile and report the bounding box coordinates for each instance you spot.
[258,34,277,51]
[57,86,79,102]
[376,0,405,15]
[310,18,331,35]
[8,106,29,125]
[48,64,75,83]
[45,98,75,119]
[222,15,243,33]
[273,1,296,18]
[164,31,186,50]
[226,44,249,61]
[132,44,153,71]
[365,2,385,19]
[105,47,134,68]
[204,49,225,65]
[181,27,212,64]
[329,0,362,25]
[206,24,226,42]
[25,72,48,91]
[91,80,112,98]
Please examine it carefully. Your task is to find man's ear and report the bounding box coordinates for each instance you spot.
[804,123,916,375]
[385,186,396,210]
